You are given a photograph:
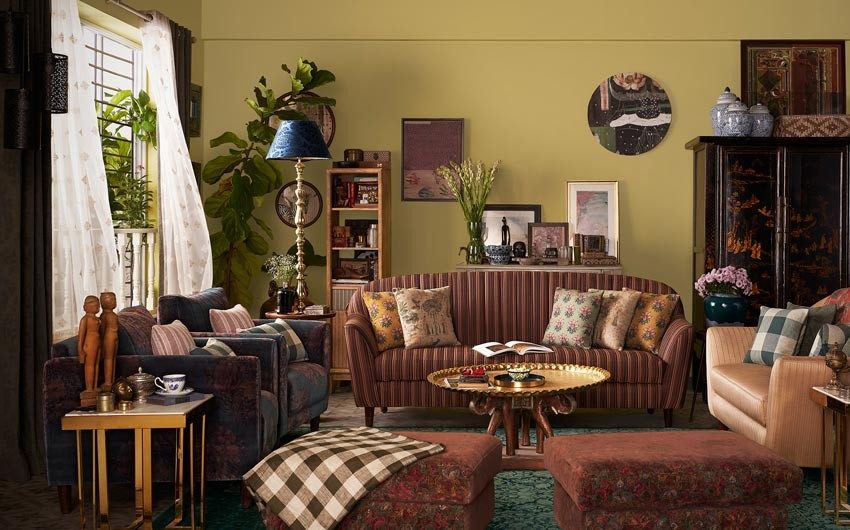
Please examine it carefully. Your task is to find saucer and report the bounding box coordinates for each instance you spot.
[155,387,194,396]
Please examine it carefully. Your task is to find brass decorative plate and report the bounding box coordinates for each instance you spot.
[427,363,611,397]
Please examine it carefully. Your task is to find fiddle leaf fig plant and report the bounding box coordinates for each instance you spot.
[203,58,336,307]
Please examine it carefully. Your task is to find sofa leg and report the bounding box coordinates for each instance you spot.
[57,485,73,514]
[241,482,253,509]
[310,416,320,431]
[380,407,388,413]
[364,407,375,427]
[647,408,655,414]
[663,409,673,428]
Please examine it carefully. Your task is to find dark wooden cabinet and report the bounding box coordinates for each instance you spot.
[688,136,850,324]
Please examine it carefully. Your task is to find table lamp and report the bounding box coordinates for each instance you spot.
[266,120,331,313]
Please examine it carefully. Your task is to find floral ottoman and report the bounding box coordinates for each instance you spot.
[261,431,502,530]
[544,431,802,529]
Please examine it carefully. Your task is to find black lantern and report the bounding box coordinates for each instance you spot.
[4,87,33,149]
[0,10,28,75]
[38,53,68,113]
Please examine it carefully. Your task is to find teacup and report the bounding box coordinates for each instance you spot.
[155,374,186,394]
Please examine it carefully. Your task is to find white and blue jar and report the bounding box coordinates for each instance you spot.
[710,87,738,135]
[722,98,752,137]
[749,103,774,137]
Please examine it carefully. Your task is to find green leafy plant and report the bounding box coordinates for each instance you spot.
[202,59,336,306]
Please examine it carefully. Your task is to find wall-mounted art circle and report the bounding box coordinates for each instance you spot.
[587,72,671,156]
[275,181,323,228]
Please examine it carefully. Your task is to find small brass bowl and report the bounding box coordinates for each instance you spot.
[507,366,532,381]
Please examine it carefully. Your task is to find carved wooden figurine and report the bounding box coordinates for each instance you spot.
[99,292,118,391]
[78,295,101,407]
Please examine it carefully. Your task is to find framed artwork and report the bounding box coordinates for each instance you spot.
[587,72,671,156]
[566,181,619,258]
[401,118,464,201]
[334,258,372,280]
[189,84,201,137]
[741,40,845,115]
[275,181,323,228]
[482,204,542,246]
[528,223,569,258]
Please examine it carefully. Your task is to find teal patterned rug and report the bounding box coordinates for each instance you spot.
[154,428,841,530]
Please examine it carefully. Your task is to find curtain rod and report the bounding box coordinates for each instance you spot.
[105,0,153,22]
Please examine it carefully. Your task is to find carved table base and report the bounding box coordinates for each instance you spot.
[470,394,577,455]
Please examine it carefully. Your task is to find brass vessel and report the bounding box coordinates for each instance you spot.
[127,367,155,403]
[825,342,847,391]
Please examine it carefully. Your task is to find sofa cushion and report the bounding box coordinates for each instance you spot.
[116,305,156,356]
[624,291,680,353]
[590,289,641,350]
[744,306,809,366]
[151,320,195,355]
[287,362,329,413]
[157,287,229,332]
[210,303,254,333]
[362,291,405,352]
[814,287,850,324]
[374,345,663,384]
[240,319,307,363]
[710,363,771,425]
[394,286,460,348]
[788,303,836,356]
[542,288,602,348]
[809,323,850,356]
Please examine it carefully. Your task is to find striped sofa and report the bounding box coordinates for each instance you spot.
[344,271,693,427]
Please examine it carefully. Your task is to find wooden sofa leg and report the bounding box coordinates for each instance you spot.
[364,407,375,427]
[663,409,673,428]
[241,482,253,509]
[57,485,73,514]
[380,407,388,413]
[310,417,320,431]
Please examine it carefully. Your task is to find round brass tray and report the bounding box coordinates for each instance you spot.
[493,373,546,388]
[427,363,611,397]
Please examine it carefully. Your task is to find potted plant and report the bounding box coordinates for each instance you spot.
[695,265,753,325]
[435,159,500,264]
[262,252,298,313]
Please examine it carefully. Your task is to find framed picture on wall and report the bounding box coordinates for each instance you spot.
[741,40,845,115]
[528,222,569,258]
[401,118,464,201]
[566,181,619,258]
[482,204,542,246]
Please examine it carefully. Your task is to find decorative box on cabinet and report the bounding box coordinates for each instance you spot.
[687,136,850,324]
[325,165,391,391]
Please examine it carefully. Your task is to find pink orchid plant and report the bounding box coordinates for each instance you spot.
[695,265,753,298]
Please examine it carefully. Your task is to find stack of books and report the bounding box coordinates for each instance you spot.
[304,304,331,315]
[444,373,491,389]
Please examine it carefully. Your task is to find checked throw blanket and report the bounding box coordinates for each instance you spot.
[243,427,444,530]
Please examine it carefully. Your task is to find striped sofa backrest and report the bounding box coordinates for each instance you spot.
[349,271,682,346]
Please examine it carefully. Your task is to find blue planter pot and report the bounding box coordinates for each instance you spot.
[704,294,748,326]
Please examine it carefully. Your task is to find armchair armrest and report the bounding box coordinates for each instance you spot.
[343,313,380,407]
[656,317,694,409]
[706,326,756,371]
[193,336,280,395]
[285,320,331,370]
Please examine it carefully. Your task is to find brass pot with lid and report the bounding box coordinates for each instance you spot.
[127,367,155,403]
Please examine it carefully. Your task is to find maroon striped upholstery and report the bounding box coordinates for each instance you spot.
[345,272,693,416]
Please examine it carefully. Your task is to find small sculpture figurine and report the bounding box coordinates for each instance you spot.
[512,241,527,258]
[99,292,118,391]
[259,280,279,317]
[501,217,510,246]
[78,295,101,407]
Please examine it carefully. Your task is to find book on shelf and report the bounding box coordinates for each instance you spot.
[444,377,491,389]
[472,340,554,358]
[332,279,369,284]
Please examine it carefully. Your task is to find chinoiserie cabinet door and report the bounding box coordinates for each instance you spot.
[780,147,849,306]
[717,146,782,319]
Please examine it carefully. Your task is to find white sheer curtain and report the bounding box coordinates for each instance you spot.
[140,12,212,295]
[51,0,120,339]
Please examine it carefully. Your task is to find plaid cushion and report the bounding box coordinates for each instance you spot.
[203,338,236,357]
[744,307,809,366]
[788,303,836,356]
[243,427,443,530]
[240,318,307,363]
[209,304,254,333]
[809,324,850,356]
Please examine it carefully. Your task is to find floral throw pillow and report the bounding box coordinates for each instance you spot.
[624,290,680,353]
[541,289,603,347]
[393,286,460,348]
[589,289,641,350]
[363,291,405,352]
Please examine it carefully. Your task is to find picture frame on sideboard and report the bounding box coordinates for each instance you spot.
[566,181,619,258]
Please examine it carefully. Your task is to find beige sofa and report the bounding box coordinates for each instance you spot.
[705,326,836,468]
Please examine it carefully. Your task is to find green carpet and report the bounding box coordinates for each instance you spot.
[154,428,842,530]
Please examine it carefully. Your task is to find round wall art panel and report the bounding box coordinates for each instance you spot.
[587,72,671,155]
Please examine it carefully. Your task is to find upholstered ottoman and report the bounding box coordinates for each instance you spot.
[544,431,802,529]
[261,431,502,530]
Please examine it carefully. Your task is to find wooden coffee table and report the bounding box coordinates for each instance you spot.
[427,363,610,456]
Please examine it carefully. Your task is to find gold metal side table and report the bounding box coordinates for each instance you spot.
[811,386,850,525]
[61,394,213,530]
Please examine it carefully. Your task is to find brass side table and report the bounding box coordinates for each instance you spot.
[61,395,213,530]
[811,386,850,525]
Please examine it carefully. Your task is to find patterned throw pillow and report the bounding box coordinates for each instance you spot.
[151,320,195,355]
[743,306,809,366]
[393,286,460,348]
[240,319,308,363]
[209,304,254,333]
[788,303,836,356]
[809,324,850,356]
[363,291,405,352]
[814,288,850,325]
[589,289,641,350]
[624,290,680,353]
[541,289,603,347]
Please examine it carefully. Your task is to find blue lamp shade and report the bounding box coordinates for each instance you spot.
[266,120,331,161]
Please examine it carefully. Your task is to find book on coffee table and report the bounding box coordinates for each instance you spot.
[444,377,492,389]
[473,341,553,358]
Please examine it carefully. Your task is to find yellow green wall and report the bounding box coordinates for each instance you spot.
[210,1,850,315]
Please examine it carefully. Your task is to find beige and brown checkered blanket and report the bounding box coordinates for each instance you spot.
[243,427,444,530]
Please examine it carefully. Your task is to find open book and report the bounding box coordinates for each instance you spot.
[472,341,554,358]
